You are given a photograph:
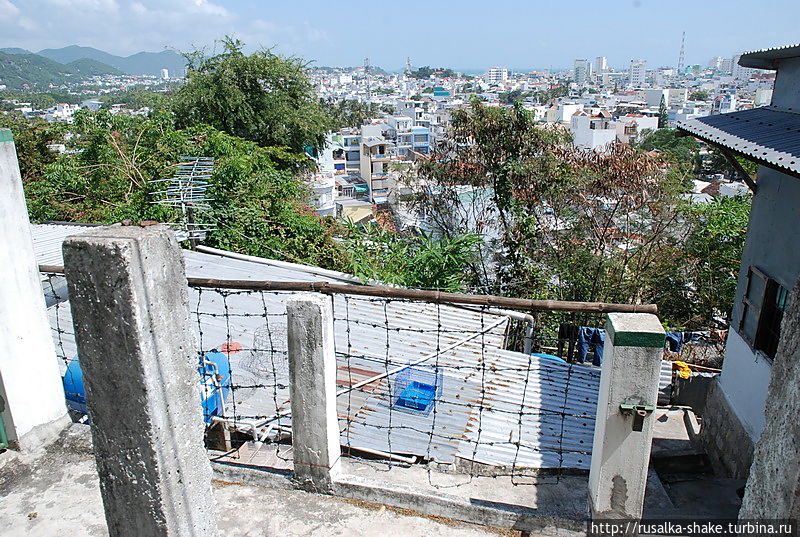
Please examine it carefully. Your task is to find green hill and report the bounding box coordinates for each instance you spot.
[67,58,123,76]
[0,51,77,89]
[0,47,33,55]
[37,45,185,76]
[0,51,124,89]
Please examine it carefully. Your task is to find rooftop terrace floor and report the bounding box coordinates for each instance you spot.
[0,410,745,537]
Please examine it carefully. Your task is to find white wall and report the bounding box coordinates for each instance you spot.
[718,329,772,441]
[0,134,68,446]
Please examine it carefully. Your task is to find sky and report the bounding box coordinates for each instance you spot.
[1,0,799,71]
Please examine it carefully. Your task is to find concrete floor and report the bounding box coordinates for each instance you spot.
[0,411,743,536]
[0,427,518,537]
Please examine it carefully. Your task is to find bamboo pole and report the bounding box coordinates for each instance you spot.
[39,264,658,314]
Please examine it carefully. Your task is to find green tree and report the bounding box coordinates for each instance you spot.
[705,146,758,179]
[499,89,529,105]
[342,223,481,291]
[21,109,347,269]
[324,99,383,129]
[658,96,668,128]
[0,113,64,186]
[405,100,695,321]
[638,128,700,169]
[173,38,332,152]
[689,90,709,101]
[680,195,751,327]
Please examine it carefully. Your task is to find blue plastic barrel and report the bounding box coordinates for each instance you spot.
[62,351,231,423]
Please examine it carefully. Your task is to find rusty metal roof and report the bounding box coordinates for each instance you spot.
[34,223,600,471]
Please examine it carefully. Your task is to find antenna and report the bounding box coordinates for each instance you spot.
[677,31,686,72]
[405,56,412,74]
[150,156,215,245]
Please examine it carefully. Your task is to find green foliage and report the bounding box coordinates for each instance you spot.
[172,38,332,151]
[638,128,699,169]
[533,85,568,103]
[343,223,482,291]
[323,99,384,129]
[705,146,758,178]
[678,195,752,327]
[408,66,457,79]
[0,51,119,89]
[499,89,530,105]
[99,87,171,111]
[1,90,85,108]
[658,96,668,129]
[0,113,64,187]
[689,90,709,101]
[65,58,122,76]
[19,110,347,269]
[406,99,730,327]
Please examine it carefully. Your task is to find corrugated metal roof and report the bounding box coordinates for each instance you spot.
[677,107,800,177]
[33,223,601,471]
[740,43,800,69]
[32,223,96,266]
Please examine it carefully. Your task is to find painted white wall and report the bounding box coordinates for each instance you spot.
[0,133,68,446]
[718,329,772,441]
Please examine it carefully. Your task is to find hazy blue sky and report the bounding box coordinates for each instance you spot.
[1,0,798,71]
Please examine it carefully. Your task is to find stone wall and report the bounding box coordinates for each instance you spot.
[699,378,754,480]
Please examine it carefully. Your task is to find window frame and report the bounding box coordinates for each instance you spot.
[739,266,789,360]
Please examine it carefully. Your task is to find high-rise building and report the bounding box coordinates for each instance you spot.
[574,59,592,85]
[594,56,608,75]
[719,58,734,74]
[629,59,647,87]
[732,54,758,81]
[708,56,724,70]
[160,68,169,80]
[485,67,508,84]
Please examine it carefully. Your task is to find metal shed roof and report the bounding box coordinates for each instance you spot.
[33,223,600,471]
[677,107,800,177]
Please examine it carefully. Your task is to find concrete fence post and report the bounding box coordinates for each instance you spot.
[287,292,342,492]
[62,225,218,537]
[0,128,70,450]
[740,278,800,519]
[588,313,665,519]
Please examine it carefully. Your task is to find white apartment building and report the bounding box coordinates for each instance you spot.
[574,59,592,86]
[485,67,509,84]
[643,88,687,108]
[594,56,608,76]
[732,54,758,81]
[570,112,617,152]
[629,59,647,88]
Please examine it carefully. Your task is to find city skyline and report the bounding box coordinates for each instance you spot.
[0,0,798,71]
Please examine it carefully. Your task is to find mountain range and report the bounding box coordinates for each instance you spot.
[0,45,186,89]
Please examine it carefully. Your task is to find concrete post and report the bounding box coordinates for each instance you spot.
[62,225,218,537]
[0,128,70,450]
[287,293,342,492]
[588,313,665,519]
[740,279,800,519]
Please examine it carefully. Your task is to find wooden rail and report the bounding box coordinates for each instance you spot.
[39,264,658,314]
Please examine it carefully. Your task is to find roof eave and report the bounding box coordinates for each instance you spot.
[676,118,800,180]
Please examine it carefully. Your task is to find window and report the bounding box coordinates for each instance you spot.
[739,266,789,359]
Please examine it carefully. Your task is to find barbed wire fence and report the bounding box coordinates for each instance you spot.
[42,269,702,491]
[182,283,602,489]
